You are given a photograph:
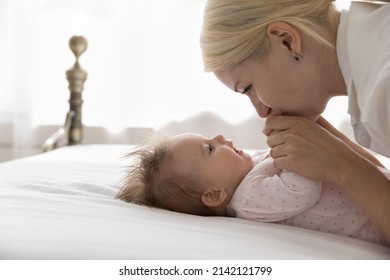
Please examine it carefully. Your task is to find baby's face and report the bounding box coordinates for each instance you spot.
[168,133,253,197]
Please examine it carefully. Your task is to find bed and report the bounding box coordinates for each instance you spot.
[1,36,389,260]
[1,144,389,260]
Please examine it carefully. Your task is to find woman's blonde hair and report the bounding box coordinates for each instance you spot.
[200,0,337,71]
[116,133,218,216]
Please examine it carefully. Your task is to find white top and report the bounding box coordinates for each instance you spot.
[337,2,390,157]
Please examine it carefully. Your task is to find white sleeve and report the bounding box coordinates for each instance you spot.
[346,2,390,156]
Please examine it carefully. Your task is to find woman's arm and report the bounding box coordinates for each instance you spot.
[264,115,390,239]
[316,116,385,168]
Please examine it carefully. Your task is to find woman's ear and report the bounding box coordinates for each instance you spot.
[266,21,302,54]
[201,189,228,208]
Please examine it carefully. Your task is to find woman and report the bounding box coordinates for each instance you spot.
[200,0,390,239]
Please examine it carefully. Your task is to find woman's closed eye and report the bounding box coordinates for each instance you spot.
[241,85,252,95]
[208,144,215,153]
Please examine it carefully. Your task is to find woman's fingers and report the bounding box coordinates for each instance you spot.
[264,115,348,182]
[266,130,285,149]
[265,115,314,133]
[268,142,286,159]
[263,115,289,136]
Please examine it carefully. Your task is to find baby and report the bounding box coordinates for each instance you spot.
[116,133,390,246]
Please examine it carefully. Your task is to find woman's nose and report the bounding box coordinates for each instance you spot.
[249,95,271,118]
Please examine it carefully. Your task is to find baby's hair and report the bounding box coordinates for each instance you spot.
[116,132,218,216]
[115,133,171,206]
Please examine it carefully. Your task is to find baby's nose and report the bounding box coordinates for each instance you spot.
[213,134,226,144]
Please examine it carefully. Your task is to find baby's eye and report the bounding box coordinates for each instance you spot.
[241,85,252,95]
[208,144,215,153]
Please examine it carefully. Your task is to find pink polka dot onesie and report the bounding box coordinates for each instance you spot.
[226,151,389,246]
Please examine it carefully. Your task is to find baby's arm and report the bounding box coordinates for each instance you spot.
[232,156,322,222]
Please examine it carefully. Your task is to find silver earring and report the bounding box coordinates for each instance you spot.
[293,52,303,61]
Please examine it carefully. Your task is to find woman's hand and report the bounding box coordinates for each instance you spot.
[264,115,357,185]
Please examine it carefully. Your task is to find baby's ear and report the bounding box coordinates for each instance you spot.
[201,189,227,208]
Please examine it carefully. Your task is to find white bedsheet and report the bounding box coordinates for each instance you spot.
[0,145,389,259]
